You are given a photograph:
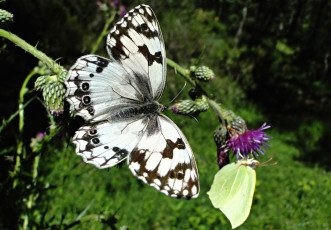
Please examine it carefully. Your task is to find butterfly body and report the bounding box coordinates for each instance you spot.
[65,4,199,199]
[108,101,162,121]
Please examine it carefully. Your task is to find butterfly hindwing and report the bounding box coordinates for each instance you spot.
[73,117,149,169]
[129,115,199,198]
[106,4,166,101]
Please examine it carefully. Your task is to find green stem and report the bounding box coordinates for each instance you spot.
[26,154,40,206]
[0,29,63,74]
[90,11,116,54]
[22,153,40,230]
[0,97,35,134]
[13,69,37,188]
[207,98,226,125]
[166,58,196,87]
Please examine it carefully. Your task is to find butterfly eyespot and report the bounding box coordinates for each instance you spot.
[155,52,161,58]
[118,149,129,157]
[112,147,120,152]
[96,67,103,73]
[82,82,89,91]
[92,138,100,144]
[104,146,109,149]
[169,171,176,179]
[96,57,109,67]
[89,73,94,78]
[87,106,94,115]
[88,129,97,136]
[82,95,91,105]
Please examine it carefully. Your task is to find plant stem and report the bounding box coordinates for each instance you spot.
[0,29,63,74]
[207,98,226,125]
[13,69,37,188]
[0,97,35,134]
[166,58,196,87]
[91,11,116,54]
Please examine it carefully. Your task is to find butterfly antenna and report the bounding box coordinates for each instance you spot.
[167,81,187,106]
[257,157,278,167]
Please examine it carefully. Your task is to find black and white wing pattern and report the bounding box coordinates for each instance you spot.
[65,4,199,199]
[106,4,166,101]
[129,115,199,198]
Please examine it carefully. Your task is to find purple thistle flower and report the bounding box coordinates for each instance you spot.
[227,123,272,159]
[168,105,179,114]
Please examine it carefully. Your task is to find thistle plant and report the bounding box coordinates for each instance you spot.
[34,69,68,116]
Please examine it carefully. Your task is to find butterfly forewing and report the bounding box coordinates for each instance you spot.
[66,4,200,199]
[65,55,147,122]
[106,4,166,101]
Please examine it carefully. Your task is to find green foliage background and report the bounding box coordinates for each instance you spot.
[0,0,330,229]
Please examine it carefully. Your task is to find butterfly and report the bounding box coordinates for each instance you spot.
[65,4,199,199]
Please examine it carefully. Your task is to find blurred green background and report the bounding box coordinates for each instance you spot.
[0,0,330,229]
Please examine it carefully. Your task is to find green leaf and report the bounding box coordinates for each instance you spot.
[207,159,257,229]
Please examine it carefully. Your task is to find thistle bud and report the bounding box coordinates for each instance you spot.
[34,75,49,91]
[0,9,13,25]
[229,116,247,134]
[58,69,68,82]
[42,81,66,116]
[194,66,215,81]
[213,124,228,148]
[169,99,198,115]
[34,70,67,116]
[30,132,46,152]
[194,95,209,112]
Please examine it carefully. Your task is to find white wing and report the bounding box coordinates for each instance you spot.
[72,117,149,168]
[65,55,147,122]
[106,4,166,101]
[128,115,200,199]
[66,4,200,199]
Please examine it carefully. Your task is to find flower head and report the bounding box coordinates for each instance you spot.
[227,123,272,159]
[168,100,198,115]
[35,70,67,116]
[30,132,46,152]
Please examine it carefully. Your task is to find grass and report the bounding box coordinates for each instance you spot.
[32,107,331,229]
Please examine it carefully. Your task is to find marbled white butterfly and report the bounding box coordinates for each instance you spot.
[65,4,199,199]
